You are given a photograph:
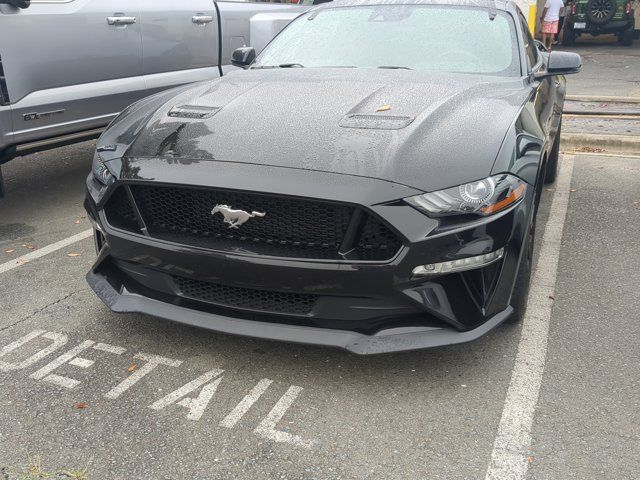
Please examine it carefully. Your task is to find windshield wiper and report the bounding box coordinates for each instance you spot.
[377,65,413,70]
[251,64,358,70]
[251,63,305,69]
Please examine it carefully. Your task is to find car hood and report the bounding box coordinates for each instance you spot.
[122,69,530,192]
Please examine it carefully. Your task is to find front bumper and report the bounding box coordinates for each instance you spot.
[85,160,533,354]
[87,267,512,354]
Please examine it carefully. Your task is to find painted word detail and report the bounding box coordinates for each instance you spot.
[0,330,316,449]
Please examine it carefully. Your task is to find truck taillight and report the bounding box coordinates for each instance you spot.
[625,1,631,14]
[571,3,577,14]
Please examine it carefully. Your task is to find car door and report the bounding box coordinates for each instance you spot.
[519,14,559,145]
[138,0,220,95]
[0,0,144,148]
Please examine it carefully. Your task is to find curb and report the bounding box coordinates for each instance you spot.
[566,95,640,104]
[560,133,640,156]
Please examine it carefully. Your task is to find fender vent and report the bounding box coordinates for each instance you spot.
[0,55,9,106]
[340,114,413,130]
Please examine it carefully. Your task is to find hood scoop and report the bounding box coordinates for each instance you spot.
[168,105,221,119]
[339,113,414,130]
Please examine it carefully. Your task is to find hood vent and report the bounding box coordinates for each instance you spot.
[168,105,220,119]
[0,55,9,106]
[340,114,414,130]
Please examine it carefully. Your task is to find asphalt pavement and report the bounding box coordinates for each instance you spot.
[559,35,640,97]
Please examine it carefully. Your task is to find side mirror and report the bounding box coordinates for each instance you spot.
[535,51,582,79]
[231,47,256,68]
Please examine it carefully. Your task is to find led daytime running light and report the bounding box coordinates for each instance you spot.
[412,248,504,277]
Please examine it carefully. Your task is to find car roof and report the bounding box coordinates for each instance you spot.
[312,0,514,13]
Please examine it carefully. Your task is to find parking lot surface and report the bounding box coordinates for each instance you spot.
[1,136,639,479]
[560,36,640,97]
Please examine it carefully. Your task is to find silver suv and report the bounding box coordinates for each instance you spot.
[0,0,305,195]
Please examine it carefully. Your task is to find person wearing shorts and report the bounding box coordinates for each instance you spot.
[541,0,565,50]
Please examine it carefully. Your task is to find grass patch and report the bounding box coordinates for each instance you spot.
[12,455,89,480]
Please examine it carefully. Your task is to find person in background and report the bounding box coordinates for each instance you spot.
[554,2,569,45]
[541,0,565,51]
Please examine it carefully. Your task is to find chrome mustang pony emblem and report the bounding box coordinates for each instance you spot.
[211,204,266,229]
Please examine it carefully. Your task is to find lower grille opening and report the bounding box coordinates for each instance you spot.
[103,188,140,233]
[173,276,319,316]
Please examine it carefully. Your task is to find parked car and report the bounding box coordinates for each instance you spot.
[563,0,636,45]
[0,0,305,196]
[84,0,581,354]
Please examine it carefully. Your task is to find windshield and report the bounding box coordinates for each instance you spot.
[255,5,520,76]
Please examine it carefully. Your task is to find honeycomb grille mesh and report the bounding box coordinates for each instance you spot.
[103,188,140,233]
[174,276,318,315]
[104,185,403,261]
[356,215,404,260]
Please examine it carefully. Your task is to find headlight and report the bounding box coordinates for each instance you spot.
[405,174,526,217]
[92,153,116,186]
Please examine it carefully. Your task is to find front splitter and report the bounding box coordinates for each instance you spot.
[87,270,513,355]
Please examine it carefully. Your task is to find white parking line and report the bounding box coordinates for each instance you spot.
[0,228,93,274]
[485,155,575,480]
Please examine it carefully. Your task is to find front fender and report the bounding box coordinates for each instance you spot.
[491,98,547,186]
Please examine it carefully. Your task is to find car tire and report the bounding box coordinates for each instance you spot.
[586,0,616,24]
[508,216,535,324]
[544,124,561,185]
[619,27,635,45]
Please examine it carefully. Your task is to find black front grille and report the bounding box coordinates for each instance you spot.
[174,276,318,315]
[356,215,404,260]
[104,185,403,261]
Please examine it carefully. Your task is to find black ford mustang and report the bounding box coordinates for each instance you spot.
[84,0,581,354]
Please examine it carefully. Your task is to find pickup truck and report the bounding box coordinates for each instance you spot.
[0,0,306,196]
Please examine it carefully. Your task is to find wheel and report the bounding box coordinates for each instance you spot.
[508,214,535,324]
[563,27,576,45]
[586,0,616,25]
[544,122,561,185]
[619,27,635,45]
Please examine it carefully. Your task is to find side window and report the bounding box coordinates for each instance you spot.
[519,15,538,71]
